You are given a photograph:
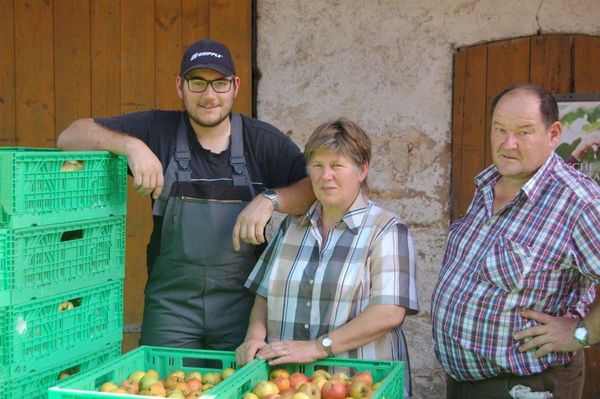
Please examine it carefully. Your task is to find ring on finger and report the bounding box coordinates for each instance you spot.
[282,349,289,356]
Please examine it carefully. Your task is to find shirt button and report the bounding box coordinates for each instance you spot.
[304,324,309,329]
[306,302,311,307]
[309,279,314,284]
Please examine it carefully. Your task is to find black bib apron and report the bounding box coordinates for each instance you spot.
[140,113,258,350]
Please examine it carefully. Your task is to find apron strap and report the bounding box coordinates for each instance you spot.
[230,113,256,197]
[152,113,188,216]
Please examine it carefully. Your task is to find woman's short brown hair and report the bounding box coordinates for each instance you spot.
[304,118,372,192]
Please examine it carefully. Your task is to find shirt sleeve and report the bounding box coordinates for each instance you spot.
[369,222,420,314]
[572,200,600,281]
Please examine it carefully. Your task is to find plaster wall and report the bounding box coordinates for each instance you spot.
[255,0,600,397]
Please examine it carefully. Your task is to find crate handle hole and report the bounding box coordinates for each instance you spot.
[57,364,81,381]
[61,229,84,242]
[60,160,85,172]
[57,297,81,312]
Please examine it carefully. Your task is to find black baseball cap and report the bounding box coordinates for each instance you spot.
[180,39,236,77]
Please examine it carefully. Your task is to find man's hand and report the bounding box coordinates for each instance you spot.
[256,340,323,366]
[232,195,274,251]
[514,309,581,358]
[235,338,266,366]
[126,139,164,199]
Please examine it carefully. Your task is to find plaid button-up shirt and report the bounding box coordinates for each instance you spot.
[245,194,419,361]
[432,153,600,381]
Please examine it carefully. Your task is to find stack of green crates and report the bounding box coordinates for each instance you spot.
[0,147,128,399]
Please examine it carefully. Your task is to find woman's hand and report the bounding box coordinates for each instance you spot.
[236,338,267,366]
[256,340,325,366]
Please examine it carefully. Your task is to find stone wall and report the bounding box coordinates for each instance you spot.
[255,1,600,397]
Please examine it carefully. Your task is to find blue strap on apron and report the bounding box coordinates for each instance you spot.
[152,112,254,216]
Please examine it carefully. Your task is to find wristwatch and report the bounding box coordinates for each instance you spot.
[261,188,279,211]
[573,320,591,348]
[318,335,335,357]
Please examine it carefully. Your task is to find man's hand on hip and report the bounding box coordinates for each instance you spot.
[126,138,164,199]
[514,309,581,358]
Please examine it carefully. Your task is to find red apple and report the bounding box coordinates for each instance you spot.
[273,376,291,392]
[351,372,373,387]
[289,372,310,389]
[321,380,347,399]
[187,378,202,392]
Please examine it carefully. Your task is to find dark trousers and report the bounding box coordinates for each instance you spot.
[446,350,585,399]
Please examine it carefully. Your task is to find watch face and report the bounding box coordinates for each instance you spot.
[574,327,587,341]
[322,337,333,347]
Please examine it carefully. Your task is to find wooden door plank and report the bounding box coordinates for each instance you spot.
[54,0,91,136]
[456,44,487,219]
[209,0,252,115]
[155,0,182,110]
[182,0,209,46]
[0,0,16,145]
[120,0,156,353]
[14,0,55,147]
[91,0,121,117]
[451,48,466,221]
[485,37,530,165]
[530,34,572,94]
[574,35,600,93]
[121,0,155,113]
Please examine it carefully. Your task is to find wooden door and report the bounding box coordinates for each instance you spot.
[452,34,600,398]
[0,0,253,353]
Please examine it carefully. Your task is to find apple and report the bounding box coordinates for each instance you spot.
[272,376,291,391]
[289,372,310,389]
[292,392,312,399]
[187,378,202,392]
[311,369,331,380]
[202,383,215,391]
[371,381,382,391]
[280,388,297,399]
[330,373,351,384]
[348,381,371,399]
[57,301,74,312]
[60,160,84,172]
[311,375,329,390]
[222,367,236,379]
[167,389,186,398]
[186,371,202,382]
[264,394,282,399]
[321,380,347,399]
[128,370,146,383]
[100,382,118,392]
[120,379,140,394]
[243,392,260,399]
[140,381,167,396]
[173,381,191,395]
[110,388,128,394]
[351,372,373,387]
[169,370,186,381]
[139,373,160,390]
[296,382,321,399]
[186,393,202,399]
[270,368,290,380]
[202,371,223,385]
[58,371,70,380]
[253,380,280,399]
[146,369,159,378]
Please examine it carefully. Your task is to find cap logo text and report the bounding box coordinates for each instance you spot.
[190,51,223,61]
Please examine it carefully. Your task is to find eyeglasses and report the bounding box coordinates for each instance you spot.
[184,77,234,93]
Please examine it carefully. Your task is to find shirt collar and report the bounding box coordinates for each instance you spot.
[474,152,558,202]
[301,192,370,233]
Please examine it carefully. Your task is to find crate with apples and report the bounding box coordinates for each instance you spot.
[0,148,127,229]
[0,215,125,307]
[0,280,123,380]
[48,345,245,398]
[0,340,121,399]
[219,357,404,399]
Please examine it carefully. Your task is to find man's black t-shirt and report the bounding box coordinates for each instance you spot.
[95,110,307,268]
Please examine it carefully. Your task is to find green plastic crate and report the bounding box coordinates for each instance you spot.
[213,357,405,399]
[0,148,127,228]
[0,340,121,399]
[0,216,125,306]
[48,345,240,398]
[0,280,123,379]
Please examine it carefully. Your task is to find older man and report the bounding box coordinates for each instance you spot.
[432,84,600,398]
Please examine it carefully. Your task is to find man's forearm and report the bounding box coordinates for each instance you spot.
[57,118,132,155]
[584,289,600,345]
[275,177,315,216]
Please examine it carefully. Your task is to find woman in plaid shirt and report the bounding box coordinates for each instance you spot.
[236,118,419,397]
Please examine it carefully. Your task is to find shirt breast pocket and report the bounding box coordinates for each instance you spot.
[478,238,533,292]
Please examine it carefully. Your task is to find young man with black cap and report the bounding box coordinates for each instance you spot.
[57,39,314,350]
